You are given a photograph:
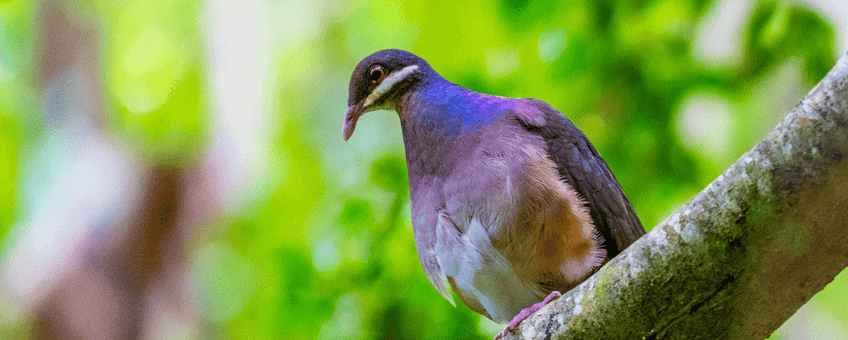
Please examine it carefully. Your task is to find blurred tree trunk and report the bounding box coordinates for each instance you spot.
[502,52,848,339]
[31,3,202,339]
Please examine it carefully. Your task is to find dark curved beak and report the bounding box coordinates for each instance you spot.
[343,101,365,141]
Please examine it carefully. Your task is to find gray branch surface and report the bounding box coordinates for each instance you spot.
[502,52,848,340]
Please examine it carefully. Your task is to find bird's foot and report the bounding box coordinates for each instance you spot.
[495,291,562,339]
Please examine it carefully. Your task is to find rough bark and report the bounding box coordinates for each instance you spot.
[501,52,848,340]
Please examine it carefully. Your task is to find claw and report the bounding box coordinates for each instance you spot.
[495,291,562,339]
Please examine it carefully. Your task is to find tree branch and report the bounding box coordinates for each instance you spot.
[502,51,848,340]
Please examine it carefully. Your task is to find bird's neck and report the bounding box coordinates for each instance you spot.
[397,79,506,184]
[399,79,503,139]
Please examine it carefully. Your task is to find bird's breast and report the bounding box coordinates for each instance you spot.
[408,117,607,322]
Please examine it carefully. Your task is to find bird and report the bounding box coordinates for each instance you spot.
[343,49,645,337]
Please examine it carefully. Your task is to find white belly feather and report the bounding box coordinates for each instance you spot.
[434,212,545,323]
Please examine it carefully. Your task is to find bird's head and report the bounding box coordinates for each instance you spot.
[343,49,434,141]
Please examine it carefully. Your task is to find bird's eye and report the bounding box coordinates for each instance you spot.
[369,65,385,84]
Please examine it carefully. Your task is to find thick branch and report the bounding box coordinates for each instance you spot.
[502,52,848,340]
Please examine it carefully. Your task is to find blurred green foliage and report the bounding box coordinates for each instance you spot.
[97,0,207,164]
[0,0,36,243]
[1,0,846,339]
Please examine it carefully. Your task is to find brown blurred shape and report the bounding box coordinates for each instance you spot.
[31,2,204,339]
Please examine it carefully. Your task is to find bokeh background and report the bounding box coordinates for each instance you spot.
[0,0,846,339]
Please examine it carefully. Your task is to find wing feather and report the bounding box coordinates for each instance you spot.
[514,99,645,257]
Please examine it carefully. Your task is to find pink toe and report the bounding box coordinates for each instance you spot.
[497,291,563,338]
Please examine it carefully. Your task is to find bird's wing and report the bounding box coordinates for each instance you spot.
[513,99,646,257]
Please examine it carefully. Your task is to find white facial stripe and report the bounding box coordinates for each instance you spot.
[362,64,419,107]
